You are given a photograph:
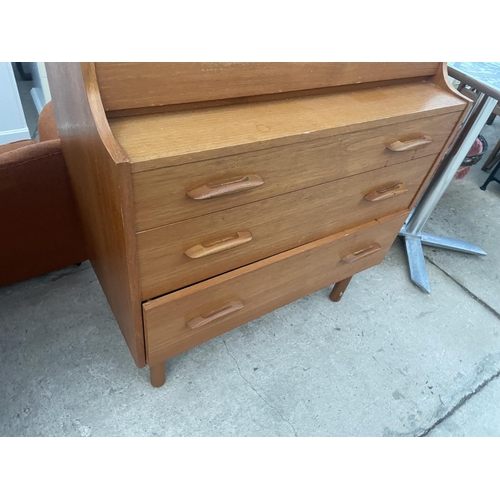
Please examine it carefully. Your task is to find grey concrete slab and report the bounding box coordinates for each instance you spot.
[427,375,500,437]
[423,120,500,314]
[1,239,500,436]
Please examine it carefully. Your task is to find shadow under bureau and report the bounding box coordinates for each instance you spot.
[46,63,469,387]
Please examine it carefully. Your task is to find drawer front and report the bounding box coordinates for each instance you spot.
[143,212,408,365]
[132,112,458,231]
[137,156,433,299]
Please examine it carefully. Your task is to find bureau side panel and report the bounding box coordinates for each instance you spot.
[46,62,145,367]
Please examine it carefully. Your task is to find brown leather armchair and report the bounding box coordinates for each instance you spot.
[0,102,87,287]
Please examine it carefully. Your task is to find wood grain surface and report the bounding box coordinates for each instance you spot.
[132,112,459,230]
[96,62,441,111]
[46,62,146,367]
[136,156,434,299]
[109,81,466,172]
[143,212,409,365]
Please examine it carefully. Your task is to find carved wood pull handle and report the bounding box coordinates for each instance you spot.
[342,243,382,263]
[184,231,253,259]
[364,183,408,201]
[387,135,433,151]
[187,300,244,329]
[186,175,264,200]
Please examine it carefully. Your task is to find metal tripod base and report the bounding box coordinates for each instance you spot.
[399,92,496,294]
[400,229,487,293]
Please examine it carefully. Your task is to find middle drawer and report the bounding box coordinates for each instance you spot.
[137,155,434,299]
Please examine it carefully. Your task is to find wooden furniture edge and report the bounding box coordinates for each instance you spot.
[46,62,146,367]
[82,63,129,164]
[432,63,474,103]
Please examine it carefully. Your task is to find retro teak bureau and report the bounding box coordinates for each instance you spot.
[46,63,469,387]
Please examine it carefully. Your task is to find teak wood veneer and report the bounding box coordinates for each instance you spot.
[46,63,469,387]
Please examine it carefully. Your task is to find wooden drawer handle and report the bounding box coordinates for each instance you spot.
[186,175,264,200]
[387,135,433,151]
[187,300,244,329]
[364,183,408,201]
[342,243,381,263]
[184,231,253,259]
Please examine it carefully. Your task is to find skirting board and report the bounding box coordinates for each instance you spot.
[31,87,45,114]
[0,127,31,146]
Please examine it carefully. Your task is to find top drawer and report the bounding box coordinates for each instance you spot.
[111,81,466,171]
[132,112,459,231]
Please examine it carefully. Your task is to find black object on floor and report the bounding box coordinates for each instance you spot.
[480,159,500,191]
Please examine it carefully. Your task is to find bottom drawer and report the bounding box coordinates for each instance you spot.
[143,211,408,365]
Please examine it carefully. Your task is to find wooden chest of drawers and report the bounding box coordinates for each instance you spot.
[46,63,469,387]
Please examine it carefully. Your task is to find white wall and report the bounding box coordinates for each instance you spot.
[0,62,30,145]
[29,62,51,113]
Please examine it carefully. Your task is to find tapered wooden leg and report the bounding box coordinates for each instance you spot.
[150,362,166,388]
[329,276,353,302]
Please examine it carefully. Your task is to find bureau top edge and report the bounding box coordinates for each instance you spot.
[106,79,467,173]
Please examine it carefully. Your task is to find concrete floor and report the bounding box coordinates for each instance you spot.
[1,93,500,436]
